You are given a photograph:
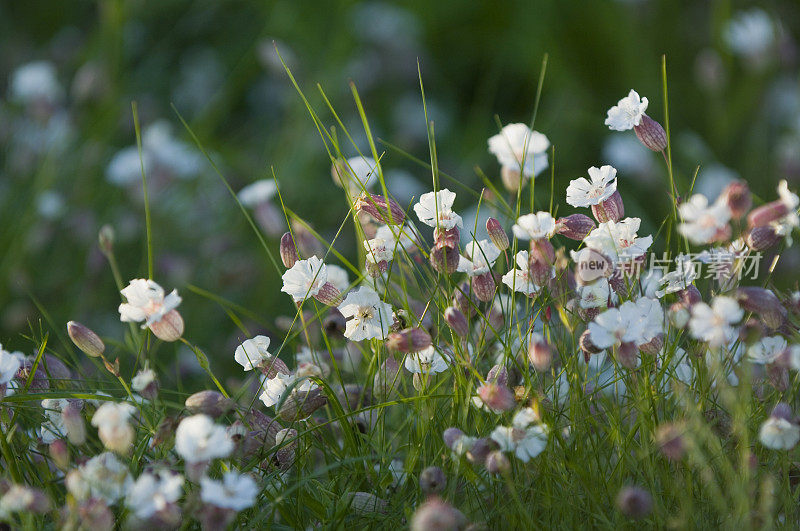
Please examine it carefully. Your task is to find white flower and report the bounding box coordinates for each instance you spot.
[502,250,544,296]
[338,286,393,341]
[655,255,699,298]
[131,367,156,394]
[237,180,277,207]
[234,335,272,371]
[576,278,615,309]
[747,336,788,364]
[364,237,394,264]
[118,279,182,328]
[413,189,463,230]
[588,302,645,350]
[723,9,775,58]
[583,218,653,264]
[126,471,184,519]
[566,166,618,208]
[778,179,799,210]
[457,239,501,276]
[677,194,732,245]
[40,398,69,443]
[490,423,547,462]
[0,345,21,386]
[487,123,550,177]
[281,256,328,303]
[605,90,649,131]
[325,264,351,293]
[689,296,744,348]
[404,346,450,374]
[490,426,516,452]
[635,297,665,345]
[9,61,63,105]
[759,417,800,450]
[66,452,132,504]
[200,472,259,511]
[258,372,316,408]
[512,212,556,240]
[174,415,233,463]
[91,402,137,454]
[512,407,538,429]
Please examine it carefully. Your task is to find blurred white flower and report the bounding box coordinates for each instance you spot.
[413,189,463,230]
[490,423,548,462]
[131,367,156,394]
[404,346,449,374]
[0,345,21,386]
[126,471,184,519]
[677,194,732,245]
[66,452,132,503]
[237,180,277,207]
[174,415,233,463]
[375,224,415,252]
[512,212,556,240]
[723,9,775,59]
[588,302,644,350]
[364,237,394,265]
[338,286,393,341]
[40,398,69,444]
[281,256,328,303]
[583,218,653,264]
[9,61,63,105]
[747,336,787,364]
[200,472,259,511]
[457,239,501,276]
[605,90,649,131]
[259,372,316,408]
[655,255,699,297]
[234,335,272,371]
[488,123,550,177]
[118,279,182,328]
[91,402,137,454]
[566,166,618,208]
[576,278,615,309]
[759,417,800,450]
[689,296,743,347]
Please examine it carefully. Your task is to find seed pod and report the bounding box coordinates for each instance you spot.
[592,190,625,223]
[149,310,184,342]
[444,306,469,337]
[280,232,298,268]
[313,282,342,306]
[67,321,105,358]
[472,272,496,302]
[373,357,401,399]
[49,439,69,470]
[616,486,653,519]
[486,218,509,250]
[62,402,86,445]
[720,180,752,220]
[259,356,291,379]
[555,214,596,240]
[185,390,235,418]
[430,245,459,275]
[746,225,781,251]
[748,200,789,228]
[633,114,667,151]
[419,466,447,494]
[277,388,327,422]
[386,328,431,353]
[486,365,508,386]
[771,402,795,422]
[355,192,406,225]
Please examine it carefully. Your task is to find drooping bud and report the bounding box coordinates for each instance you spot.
[748,200,790,228]
[430,245,459,275]
[150,416,180,449]
[472,272,496,302]
[62,401,86,445]
[274,427,298,470]
[373,357,401,399]
[259,356,291,379]
[528,333,553,372]
[49,439,69,470]
[633,114,667,151]
[419,466,447,494]
[617,341,639,369]
[736,287,786,330]
[678,285,702,306]
[67,321,105,358]
[465,437,495,465]
[98,225,115,257]
[485,218,509,250]
[312,282,342,306]
[616,486,653,519]
[720,180,752,220]
[444,306,469,337]
[277,388,327,422]
[484,450,511,474]
[149,311,184,342]
[386,328,432,353]
[555,214,596,240]
[185,390,235,418]
[354,192,406,225]
[579,329,602,359]
[486,365,508,387]
[746,225,781,251]
[591,190,625,223]
[280,232,298,268]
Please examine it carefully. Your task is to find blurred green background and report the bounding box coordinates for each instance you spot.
[0,0,798,380]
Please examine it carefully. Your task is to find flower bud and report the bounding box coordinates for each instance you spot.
[655,423,686,461]
[386,328,432,353]
[373,357,400,399]
[555,214,596,240]
[274,427,298,470]
[419,466,447,494]
[355,192,406,225]
[748,200,789,228]
[313,282,342,306]
[633,114,667,151]
[485,218,509,250]
[486,365,508,386]
[591,190,625,223]
[678,285,702,306]
[67,321,105,358]
[49,439,69,470]
[280,232,298,268]
[452,282,476,317]
[149,310,184,342]
[185,390,235,418]
[260,356,291,379]
[410,497,467,531]
[444,306,469,337]
[529,239,555,286]
[528,334,553,372]
[617,341,639,369]
[736,287,786,330]
[472,272,497,302]
[430,245,459,275]
[746,225,781,251]
[579,329,602,359]
[477,382,516,413]
[98,225,114,257]
[484,450,511,474]
[62,402,86,445]
[433,227,460,248]
[277,388,327,422]
[150,416,180,449]
[638,333,664,356]
[616,486,653,519]
[720,180,752,220]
